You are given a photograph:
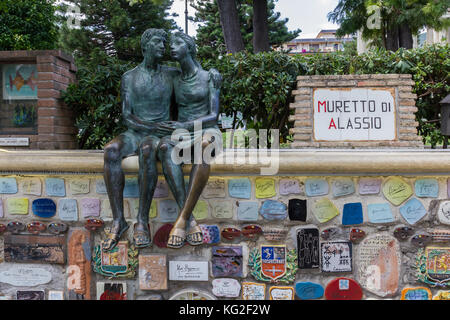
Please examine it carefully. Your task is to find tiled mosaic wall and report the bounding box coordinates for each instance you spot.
[0,173,448,300]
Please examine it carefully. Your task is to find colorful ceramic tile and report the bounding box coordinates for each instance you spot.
[261,245,287,280]
[332,178,355,197]
[211,200,233,219]
[324,278,363,300]
[228,178,251,199]
[416,246,450,286]
[279,179,302,196]
[350,228,366,243]
[20,178,41,196]
[199,224,220,244]
[139,254,167,290]
[321,241,352,273]
[27,221,46,234]
[255,177,276,199]
[68,228,92,300]
[123,177,139,198]
[242,282,266,300]
[211,246,243,278]
[358,178,382,195]
[269,286,294,300]
[6,221,25,234]
[6,197,28,215]
[58,199,78,221]
[202,179,226,198]
[393,226,414,241]
[17,290,45,300]
[367,203,394,224]
[69,179,90,195]
[305,179,329,197]
[415,179,438,198]
[128,198,157,219]
[242,225,262,239]
[0,177,17,194]
[48,222,68,235]
[437,201,450,225]
[4,234,65,264]
[321,227,344,240]
[95,179,107,194]
[312,198,339,223]
[411,234,432,247]
[259,200,287,221]
[237,201,259,221]
[401,287,431,300]
[221,227,241,241]
[297,228,320,269]
[154,180,169,198]
[169,261,209,281]
[45,178,66,197]
[430,229,450,243]
[48,291,64,300]
[0,199,3,218]
[212,278,241,298]
[399,198,427,225]
[97,282,127,300]
[358,234,401,297]
[193,200,209,220]
[342,202,363,225]
[158,200,179,222]
[295,282,324,300]
[382,177,412,206]
[31,198,56,218]
[96,241,134,278]
[80,198,100,218]
[153,223,173,248]
[433,290,450,300]
[288,199,307,221]
[263,226,288,241]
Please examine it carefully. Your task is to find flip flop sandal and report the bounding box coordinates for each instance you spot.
[102,223,129,252]
[167,227,186,249]
[186,225,203,246]
[133,223,151,248]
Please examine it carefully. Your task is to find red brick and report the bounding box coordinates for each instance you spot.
[37,89,60,98]
[37,99,58,108]
[36,55,57,64]
[37,63,58,73]
[54,126,78,134]
[38,117,56,126]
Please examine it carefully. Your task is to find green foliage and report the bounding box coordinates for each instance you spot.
[0,0,60,50]
[63,44,449,149]
[61,56,136,149]
[59,0,178,64]
[192,0,301,61]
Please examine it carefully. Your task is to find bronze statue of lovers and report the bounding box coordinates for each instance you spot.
[102,28,221,251]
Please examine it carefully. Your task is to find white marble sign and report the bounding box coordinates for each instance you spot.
[313,88,396,141]
[438,201,450,225]
[212,278,241,297]
[169,261,209,281]
[0,265,52,286]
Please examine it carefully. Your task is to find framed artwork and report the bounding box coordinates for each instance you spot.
[2,64,38,100]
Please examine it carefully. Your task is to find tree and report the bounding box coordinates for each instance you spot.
[0,0,60,50]
[328,0,450,51]
[59,0,178,64]
[253,0,270,53]
[217,0,246,53]
[193,0,301,60]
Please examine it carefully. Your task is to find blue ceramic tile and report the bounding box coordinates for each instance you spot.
[228,178,251,199]
[367,203,394,223]
[332,179,355,197]
[0,178,17,194]
[295,282,324,300]
[45,178,65,197]
[158,199,179,222]
[342,202,363,225]
[58,199,78,221]
[259,200,288,221]
[415,179,439,198]
[95,179,107,194]
[123,177,139,198]
[305,179,329,197]
[237,201,259,221]
[399,198,427,225]
[32,198,56,218]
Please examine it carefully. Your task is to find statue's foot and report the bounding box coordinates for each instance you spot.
[133,222,151,248]
[167,227,186,249]
[102,221,129,252]
[186,225,203,246]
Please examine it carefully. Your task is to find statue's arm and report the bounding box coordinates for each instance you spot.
[121,73,157,133]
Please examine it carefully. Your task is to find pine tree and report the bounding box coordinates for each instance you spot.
[59,0,178,64]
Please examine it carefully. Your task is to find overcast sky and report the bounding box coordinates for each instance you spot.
[170,0,340,39]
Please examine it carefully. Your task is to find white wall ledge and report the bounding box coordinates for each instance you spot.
[1,149,450,175]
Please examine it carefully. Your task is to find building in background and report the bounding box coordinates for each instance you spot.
[279,29,355,55]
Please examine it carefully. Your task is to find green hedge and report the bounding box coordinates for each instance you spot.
[62,44,449,149]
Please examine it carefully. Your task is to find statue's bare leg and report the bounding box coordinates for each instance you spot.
[102,135,137,251]
[134,136,160,248]
[158,137,187,248]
